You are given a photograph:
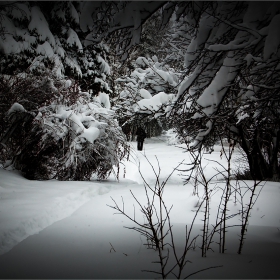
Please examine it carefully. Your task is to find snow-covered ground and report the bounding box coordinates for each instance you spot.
[0,135,279,278]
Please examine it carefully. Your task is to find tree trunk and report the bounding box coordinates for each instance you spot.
[238,128,280,180]
[270,129,280,181]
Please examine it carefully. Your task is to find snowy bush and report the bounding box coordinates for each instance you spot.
[164,129,185,145]
[0,74,129,180]
[0,71,61,165]
[113,55,179,138]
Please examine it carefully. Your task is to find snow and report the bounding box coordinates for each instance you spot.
[164,129,185,145]
[36,42,54,58]
[53,55,64,78]
[94,92,111,109]
[31,92,115,173]
[177,69,199,99]
[240,85,259,101]
[1,15,16,36]
[131,68,147,81]
[28,6,55,48]
[17,29,37,45]
[53,36,64,57]
[154,68,177,86]
[264,14,280,60]
[184,15,215,68]
[190,120,213,149]
[118,57,180,118]
[136,92,174,113]
[135,56,149,67]
[9,2,31,22]
[243,54,262,66]
[65,57,82,76]
[64,80,72,88]
[0,16,24,54]
[139,88,152,99]
[195,15,215,47]
[0,170,99,255]
[196,51,241,117]
[208,38,249,52]
[7,103,26,115]
[69,2,79,25]
[79,127,100,144]
[66,28,83,51]
[0,136,279,278]
[97,55,110,75]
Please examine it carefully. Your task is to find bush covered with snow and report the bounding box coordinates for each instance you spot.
[0,73,129,180]
[0,2,129,180]
[0,71,62,165]
[113,55,179,139]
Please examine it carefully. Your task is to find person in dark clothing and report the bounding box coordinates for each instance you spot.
[136,127,147,151]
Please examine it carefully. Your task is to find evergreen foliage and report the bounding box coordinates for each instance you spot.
[113,55,179,139]
[0,1,110,93]
[87,1,280,180]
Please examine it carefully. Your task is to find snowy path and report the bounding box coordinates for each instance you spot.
[0,137,280,278]
[1,193,280,279]
[0,137,189,256]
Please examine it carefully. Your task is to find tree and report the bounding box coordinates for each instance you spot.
[113,55,179,139]
[88,1,280,180]
[0,1,129,180]
[79,1,167,60]
[0,1,110,93]
[166,1,280,180]
[2,1,280,180]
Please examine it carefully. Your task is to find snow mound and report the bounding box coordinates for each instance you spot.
[0,169,107,255]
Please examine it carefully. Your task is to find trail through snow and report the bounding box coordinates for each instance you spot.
[0,136,279,278]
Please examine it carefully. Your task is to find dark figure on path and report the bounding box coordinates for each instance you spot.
[136,127,146,151]
[122,124,131,141]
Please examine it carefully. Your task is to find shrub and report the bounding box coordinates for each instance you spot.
[0,72,129,180]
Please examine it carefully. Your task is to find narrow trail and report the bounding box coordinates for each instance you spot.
[0,137,187,279]
[1,137,279,278]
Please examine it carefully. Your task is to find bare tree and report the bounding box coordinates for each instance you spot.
[108,155,223,278]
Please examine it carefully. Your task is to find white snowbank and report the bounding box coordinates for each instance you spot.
[0,169,107,255]
[0,138,279,278]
